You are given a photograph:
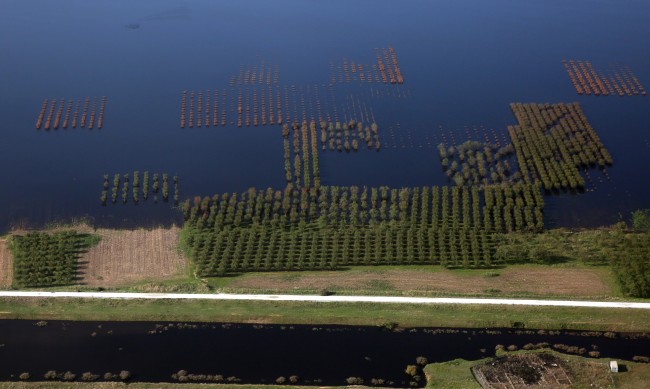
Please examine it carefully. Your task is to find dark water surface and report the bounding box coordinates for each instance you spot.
[1,0,649,231]
[0,320,649,385]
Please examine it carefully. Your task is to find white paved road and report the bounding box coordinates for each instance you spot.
[0,291,649,309]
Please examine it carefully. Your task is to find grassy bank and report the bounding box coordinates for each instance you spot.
[1,297,649,332]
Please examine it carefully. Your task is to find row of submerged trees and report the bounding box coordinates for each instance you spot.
[438,140,518,187]
[10,231,98,287]
[36,97,106,130]
[318,120,380,151]
[101,172,179,205]
[508,103,613,192]
[330,47,405,85]
[562,60,647,96]
[282,122,320,188]
[180,183,544,276]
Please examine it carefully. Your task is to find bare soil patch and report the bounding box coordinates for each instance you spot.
[80,227,187,287]
[227,266,611,297]
[472,352,613,389]
[0,239,12,288]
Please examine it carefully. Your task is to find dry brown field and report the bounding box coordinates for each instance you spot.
[226,266,612,297]
[80,227,187,287]
[0,239,12,288]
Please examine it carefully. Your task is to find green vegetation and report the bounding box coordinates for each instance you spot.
[424,358,487,389]
[508,102,613,191]
[282,122,320,188]
[101,171,176,205]
[495,227,650,298]
[632,209,650,232]
[437,140,519,187]
[610,232,650,297]
[1,297,649,331]
[320,119,380,152]
[162,173,169,201]
[180,184,543,276]
[9,231,99,287]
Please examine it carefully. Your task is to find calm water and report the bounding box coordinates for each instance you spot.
[1,0,649,231]
[0,320,649,384]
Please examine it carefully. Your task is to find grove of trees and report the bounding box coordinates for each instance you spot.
[180,183,544,276]
[10,231,99,287]
[508,103,613,192]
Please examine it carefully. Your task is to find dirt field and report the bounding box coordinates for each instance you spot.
[472,352,614,389]
[0,239,12,288]
[225,266,612,297]
[79,227,187,287]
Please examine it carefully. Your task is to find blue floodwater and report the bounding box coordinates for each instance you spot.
[0,0,649,231]
[1,320,649,385]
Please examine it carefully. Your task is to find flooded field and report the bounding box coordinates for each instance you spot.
[0,0,649,232]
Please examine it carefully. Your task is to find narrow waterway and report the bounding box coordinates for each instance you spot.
[0,320,648,386]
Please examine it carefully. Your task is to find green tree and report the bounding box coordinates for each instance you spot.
[632,209,650,232]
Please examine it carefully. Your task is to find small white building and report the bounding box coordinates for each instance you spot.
[609,360,618,373]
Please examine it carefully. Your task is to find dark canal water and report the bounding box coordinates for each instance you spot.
[0,320,649,385]
[1,0,650,232]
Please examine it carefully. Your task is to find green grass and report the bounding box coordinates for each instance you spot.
[424,358,485,389]
[1,297,649,332]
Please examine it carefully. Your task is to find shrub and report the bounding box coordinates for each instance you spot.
[632,209,650,232]
[19,372,30,380]
[610,233,650,297]
[415,356,428,366]
[44,371,57,380]
[275,376,286,384]
[81,372,99,381]
[405,365,418,376]
[289,375,299,383]
[382,322,399,331]
[633,356,650,363]
[62,371,76,381]
[346,376,364,385]
[528,246,553,264]
[119,370,131,381]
